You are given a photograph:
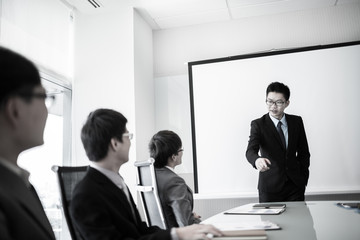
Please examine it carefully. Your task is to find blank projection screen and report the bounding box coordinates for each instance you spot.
[189,41,360,196]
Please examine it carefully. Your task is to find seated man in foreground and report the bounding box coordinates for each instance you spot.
[0,47,56,240]
[70,108,222,240]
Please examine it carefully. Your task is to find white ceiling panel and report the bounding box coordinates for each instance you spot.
[227,0,287,7]
[140,0,227,19]
[230,0,335,19]
[65,0,359,29]
[154,8,230,29]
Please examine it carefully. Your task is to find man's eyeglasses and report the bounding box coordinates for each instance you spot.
[123,133,134,140]
[266,100,285,107]
[36,93,56,108]
[18,92,56,108]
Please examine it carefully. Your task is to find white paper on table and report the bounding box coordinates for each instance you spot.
[224,203,285,215]
[212,220,281,231]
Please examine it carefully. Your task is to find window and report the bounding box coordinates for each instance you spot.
[18,72,72,240]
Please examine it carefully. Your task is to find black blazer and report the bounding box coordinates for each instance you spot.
[246,113,310,193]
[70,167,171,240]
[0,166,56,240]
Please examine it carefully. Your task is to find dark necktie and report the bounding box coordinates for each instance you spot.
[277,121,286,148]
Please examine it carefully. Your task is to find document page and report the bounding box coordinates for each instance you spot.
[224,203,285,215]
[212,220,280,231]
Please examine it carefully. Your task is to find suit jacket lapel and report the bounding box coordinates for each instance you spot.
[89,168,139,224]
[1,167,55,238]
[285,114,294,151]
[26,185,55,237]
[265,113,285,149]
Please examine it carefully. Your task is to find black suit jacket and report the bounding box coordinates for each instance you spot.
[0,165,56,240]
[70,167,171,240]
[246,113,310,193]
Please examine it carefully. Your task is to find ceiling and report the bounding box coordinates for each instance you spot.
[64,0,359,30]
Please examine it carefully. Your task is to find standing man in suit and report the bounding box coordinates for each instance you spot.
[149,130,201,228]
[246,82,310,202]
[70,108,222,240]
[0,47,56,239]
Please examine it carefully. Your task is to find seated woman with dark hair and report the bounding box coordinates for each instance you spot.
[149,130,201,228]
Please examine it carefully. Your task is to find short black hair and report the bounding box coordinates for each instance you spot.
[0,47,41,108]
[81,109,128,161]
[149,130,182,168]
[266,82,290,101]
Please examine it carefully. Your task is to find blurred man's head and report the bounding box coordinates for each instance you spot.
[0,47,48,155]
[0,47,42,108]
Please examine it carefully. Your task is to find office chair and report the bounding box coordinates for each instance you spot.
[52,165,89,240]
[134,158,167,229]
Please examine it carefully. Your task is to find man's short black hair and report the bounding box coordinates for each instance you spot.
[0,47,41,108]
[81,109,128,161]
[149,130,182,168]
[266,82,290,101]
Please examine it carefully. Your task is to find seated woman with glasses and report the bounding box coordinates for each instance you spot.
[149,130,201,228]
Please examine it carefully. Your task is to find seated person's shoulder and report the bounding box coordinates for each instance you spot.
[156,168,183,181]
[71,174,95,198]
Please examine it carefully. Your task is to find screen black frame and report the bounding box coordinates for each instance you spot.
[188,40,360,193]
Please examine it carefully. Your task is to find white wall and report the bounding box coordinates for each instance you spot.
[72,8,137,193]
[73,7,155,199]
[134,10,156,163]
[152,3,360,194]
[0,0,73,78]
[154,3,360,77]
[154,75,194,176]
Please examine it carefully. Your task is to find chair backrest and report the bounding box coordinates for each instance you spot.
[52,165,89,240]
[134,158,167,229]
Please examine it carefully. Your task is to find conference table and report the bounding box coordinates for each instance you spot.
[202,201,360,240]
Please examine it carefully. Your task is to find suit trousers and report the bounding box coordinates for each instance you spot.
[259,178,305,203]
